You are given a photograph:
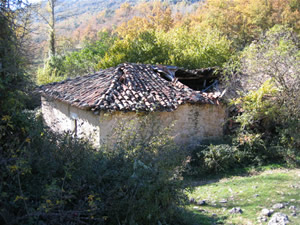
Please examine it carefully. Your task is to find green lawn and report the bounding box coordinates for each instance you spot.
[184,168,300,225]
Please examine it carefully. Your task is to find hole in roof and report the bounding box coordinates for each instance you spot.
[119,74,125,84]
[154,65,220,92]
[174,68,220,91]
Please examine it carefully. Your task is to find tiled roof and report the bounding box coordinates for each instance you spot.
[39,63,221,112]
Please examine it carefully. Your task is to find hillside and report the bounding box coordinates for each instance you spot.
[48,0,200,17]
[32,0,140,41]
[51,0,139,22]
[31,0,202,59]
[52,0,201,15]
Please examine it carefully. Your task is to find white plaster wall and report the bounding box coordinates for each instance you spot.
[41,97,100,146]
[42,96,226,147]
[99,104,226,147]
[41,97,72,133]
[69,105,100,146]
[159,104,226,145]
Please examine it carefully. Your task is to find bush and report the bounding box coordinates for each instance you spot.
[97,31,169,69]
[222,25,300,167]
[0,112,188,225]
[36,58,67,85]
[187,135,291,177]
[163,26,232,69]
[238,26,299,152]
[61,32,116,77]
[194,143,241,173]
[187,139,248,176]
[98,27,232,70]
[37,32,116,85]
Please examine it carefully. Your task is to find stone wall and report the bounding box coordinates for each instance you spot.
[42,97,226,148]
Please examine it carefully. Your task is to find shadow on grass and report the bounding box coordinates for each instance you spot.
[182,163,299,225]
[181,207,228,225]
[184,163,286,189]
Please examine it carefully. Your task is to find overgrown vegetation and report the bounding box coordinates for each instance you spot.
[1,1,189,224]
[229,25,299,164]
[187,25,300,176]
[0,0,32,114]
[1,0,300,224]
[36,0,300,83]
[1,113,189,224]
[37,26,232,83]
[36,32,116,84]
[97,27,231,69]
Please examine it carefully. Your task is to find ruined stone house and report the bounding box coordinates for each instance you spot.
[38,63,226,147]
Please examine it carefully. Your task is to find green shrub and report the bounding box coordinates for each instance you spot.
[232,79,280,133]
[222,25,300,167]
[36,32,116,85]
[98,27,232,69]
[187,132,296,177]
[163,26,232,69]
[200,144,241,172]
[61,32,117,77]
[36,58,67,85]
[0,112,188,225]
[187,138,246,176]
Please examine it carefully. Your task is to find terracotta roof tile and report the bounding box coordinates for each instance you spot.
[38,63,220,112]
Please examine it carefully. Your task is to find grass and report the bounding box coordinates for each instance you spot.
[184,168,300,225]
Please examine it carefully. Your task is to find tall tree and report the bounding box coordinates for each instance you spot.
[47,0,56,57]
[0,0,31,114]
[36,0,57,57]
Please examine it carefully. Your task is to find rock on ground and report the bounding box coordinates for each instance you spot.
[289,205,296,210]
[268,212,289,225]
[261,208,274,217]
[229,207,243,214]
[189,198,195,204]
[197,200,206,206]
[273,203,285,209]
[258,216,268,222]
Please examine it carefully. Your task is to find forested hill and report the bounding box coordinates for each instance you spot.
[32,0,202,59]
[52,0,201,16]
[52,0,140,19]
[33,0,202,34]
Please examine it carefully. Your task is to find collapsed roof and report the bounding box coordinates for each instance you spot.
[38,63,223,113]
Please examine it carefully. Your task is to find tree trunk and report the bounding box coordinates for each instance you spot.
[48,0,56,57]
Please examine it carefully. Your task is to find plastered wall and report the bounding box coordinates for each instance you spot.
[98,103,226,147]
[42,97,226,148]
[41,97,100,146]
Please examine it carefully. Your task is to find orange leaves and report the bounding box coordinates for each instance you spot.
[147,2,174,32]
[115,2,174,40]
[115,2,132,18]
[116,16,151,39]
[189,0,300,46]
